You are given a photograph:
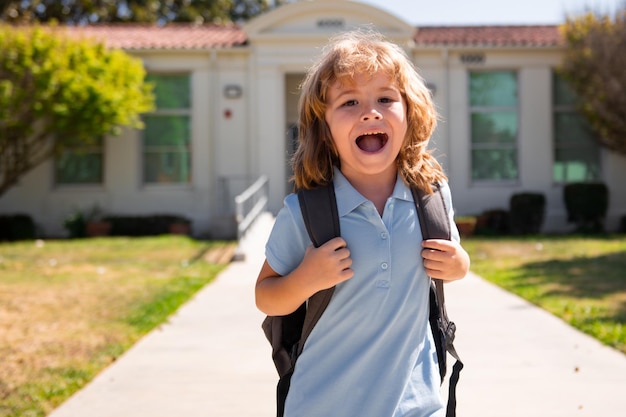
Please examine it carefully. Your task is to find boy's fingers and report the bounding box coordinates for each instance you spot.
[422,247,445,261]
[323,236,348,251]
[422,239,450,251]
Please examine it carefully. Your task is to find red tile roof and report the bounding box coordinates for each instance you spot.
[414,25,561,47]
[59,24,247,49]
[57,24,562,50]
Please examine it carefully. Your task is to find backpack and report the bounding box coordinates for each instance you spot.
[262,181,463,417]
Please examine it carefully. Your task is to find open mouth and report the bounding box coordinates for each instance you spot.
[355,132,388,153]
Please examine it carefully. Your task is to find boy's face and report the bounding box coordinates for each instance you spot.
[324,71,407,183]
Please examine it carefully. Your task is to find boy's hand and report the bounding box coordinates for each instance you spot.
[421,239,470,281]
[255,237,353,316]
[299,237,354,291]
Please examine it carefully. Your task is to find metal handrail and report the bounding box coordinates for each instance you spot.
[234,175,269,241]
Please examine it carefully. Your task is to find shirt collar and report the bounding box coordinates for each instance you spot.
[333,167,414,217]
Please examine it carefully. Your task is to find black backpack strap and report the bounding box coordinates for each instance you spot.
[296,182,340,357]
[411,183,451,316]
[411,183,451,240]
[411,184,463,417]
[298,183,341,247]
[267,183,341,417]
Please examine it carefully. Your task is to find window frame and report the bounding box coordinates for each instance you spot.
[552,72,602,184]
[141,72,193,186]
[468,70,520,184]
[53,136,104,187]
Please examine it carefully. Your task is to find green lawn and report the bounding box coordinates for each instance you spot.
[463,235,626,354]
[0,236,234,417]
[1,234,624,417]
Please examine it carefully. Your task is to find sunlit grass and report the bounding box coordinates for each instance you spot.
[464,235,626,354]
[0,236,234,417]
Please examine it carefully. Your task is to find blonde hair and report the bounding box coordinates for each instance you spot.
[291,30,446,193]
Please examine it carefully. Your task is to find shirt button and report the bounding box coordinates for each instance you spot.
[381,262,389,270]
[380,232,388,239]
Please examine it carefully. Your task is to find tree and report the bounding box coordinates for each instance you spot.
[0,25,154,197]
[0,0,276,25]
[559,6,626,156]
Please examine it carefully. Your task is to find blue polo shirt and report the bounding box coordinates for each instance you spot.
[265,168,459,417]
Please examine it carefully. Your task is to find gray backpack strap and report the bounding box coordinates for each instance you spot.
[296,182,340,357]
[411,183,451,240]
[298,183,340,247]
[263,182,341,417]
[411,183,451,310]
[411,184,463,417]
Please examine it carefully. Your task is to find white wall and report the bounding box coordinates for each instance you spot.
[2,1,625,237]
[1,51,237,237]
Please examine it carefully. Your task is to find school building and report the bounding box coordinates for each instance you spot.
[2,0,625,237]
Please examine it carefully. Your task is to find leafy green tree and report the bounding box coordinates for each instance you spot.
[0,0,276,24]
[0,25,154,197]
[559,7,626,156]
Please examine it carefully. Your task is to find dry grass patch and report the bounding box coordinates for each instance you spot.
[0,236,234,417]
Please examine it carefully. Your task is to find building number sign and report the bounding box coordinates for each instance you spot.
[460,53,486,65]
[317,18,345,28]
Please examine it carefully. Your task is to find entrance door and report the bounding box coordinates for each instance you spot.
[285,73,305,193]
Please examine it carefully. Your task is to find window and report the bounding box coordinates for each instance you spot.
[143,74,191,184]
[55,137,103,185]
[552,74,600,183]
[469,71,518,181]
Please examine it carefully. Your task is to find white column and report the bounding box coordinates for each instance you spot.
[255,66,287,213]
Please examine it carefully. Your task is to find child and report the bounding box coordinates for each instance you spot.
[256,30,470,417]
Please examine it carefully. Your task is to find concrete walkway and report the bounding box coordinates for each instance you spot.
[48,212,626,417]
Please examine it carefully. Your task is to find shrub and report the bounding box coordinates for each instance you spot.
[64,211,87,238]
[0,26,154,198]
[475,209,509,236]
[0,214,36,240]
[563,183,609,233]
[509,192,546,235]
[105,215,190,236]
